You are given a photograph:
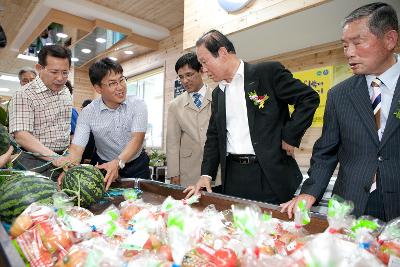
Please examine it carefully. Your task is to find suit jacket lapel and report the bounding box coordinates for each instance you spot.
[199,85,212,111]
[348,75,380,146]
[217,86,227,140]
[243,63,259,134]
[380,76,400,148]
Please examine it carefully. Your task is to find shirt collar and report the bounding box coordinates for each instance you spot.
[190,84,207,98]
[34,76,51,93]
[99,98,127,111]
[218,60,244,92]
[34,76,69,95]
[366,54,400,91]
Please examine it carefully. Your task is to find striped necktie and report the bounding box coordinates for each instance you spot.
[193,92,202,108]
[370,78,382,193]
[371,78,382,130]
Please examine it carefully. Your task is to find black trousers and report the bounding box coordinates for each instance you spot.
[14,150,64,181]
[97,150,150,180]
[224,156,279,204]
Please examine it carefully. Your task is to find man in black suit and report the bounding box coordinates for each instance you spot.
[281,2,399,221]
[184,30,319,204]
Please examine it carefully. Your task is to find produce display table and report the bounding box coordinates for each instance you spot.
[0,178,328,267]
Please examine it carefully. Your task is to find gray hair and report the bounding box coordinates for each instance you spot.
[342,2,398,37]
[18,67,36,80]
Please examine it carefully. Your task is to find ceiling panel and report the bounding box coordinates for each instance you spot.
[87,0,184,30]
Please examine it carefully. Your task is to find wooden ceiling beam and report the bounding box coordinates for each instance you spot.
[126,33,159,50]
[19,9,95,53]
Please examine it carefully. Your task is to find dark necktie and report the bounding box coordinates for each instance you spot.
[371,78,382,130]
[193,93,202,108]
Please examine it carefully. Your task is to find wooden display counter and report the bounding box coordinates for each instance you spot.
[0,179,328,267]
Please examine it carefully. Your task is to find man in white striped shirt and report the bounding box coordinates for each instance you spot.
[55,58,150,189]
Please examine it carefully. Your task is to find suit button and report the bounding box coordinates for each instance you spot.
[378,156,384,162]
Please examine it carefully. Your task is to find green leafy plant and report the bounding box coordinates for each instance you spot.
[149,149,166,167]
[0,106,8,127]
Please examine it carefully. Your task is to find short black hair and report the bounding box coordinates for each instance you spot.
[343,2,398,37]
[175,52,202,73]
[195,29,236,57]
[37,45,72,67]
[89,57,123,86]
[18,67,36,81]
[82,99,92,108]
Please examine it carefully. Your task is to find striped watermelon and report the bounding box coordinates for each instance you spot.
[0,124,10,155]
[61,164,105,208]
[0,174,57,223]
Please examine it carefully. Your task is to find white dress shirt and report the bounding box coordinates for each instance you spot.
[366,54,400,141]
[219,60,255,155]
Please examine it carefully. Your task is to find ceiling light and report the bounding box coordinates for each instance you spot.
[0,75,19,82]
[71,57,79,62]
[0,88,11,92]
[124,50,134,55]
[109,57,118,61]
[96,38,106,43]
[56,33,68,38]
[81,48,91,54]
[17,54,38,61]
[45,42,53,45]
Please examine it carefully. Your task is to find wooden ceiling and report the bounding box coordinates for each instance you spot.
[0,0,184,76]
[87,0,184,30]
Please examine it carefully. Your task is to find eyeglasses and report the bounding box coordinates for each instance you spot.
[43,67,69,78]
[101,76,127,89]
[178,72,197,81]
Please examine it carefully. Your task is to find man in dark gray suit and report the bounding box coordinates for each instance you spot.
[281,2,399,221]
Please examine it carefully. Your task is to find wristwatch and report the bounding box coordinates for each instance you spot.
[118,159,126,169]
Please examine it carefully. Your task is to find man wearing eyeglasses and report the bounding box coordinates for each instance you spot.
[167,53,221,187]
[9,45,72,179]
[56,57,150,190]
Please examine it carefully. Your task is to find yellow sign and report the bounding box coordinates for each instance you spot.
[292,66,334,127]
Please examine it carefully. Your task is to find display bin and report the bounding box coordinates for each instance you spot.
[0,178,328,267]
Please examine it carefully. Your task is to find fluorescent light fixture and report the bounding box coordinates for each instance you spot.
[0,88,11,92]
[0,75,19,82]
[124,50,134,55]
[56,32,68,38]
[81,48,91,54]
[71,57,79,62]
[96,37,106,43]
[45,42,53,45]
[108,57,118,61]
[17,54,38,61]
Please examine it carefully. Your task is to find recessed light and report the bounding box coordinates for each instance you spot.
[124,50,134,55]
[0,88,11,92]
[96,38,106,43]
[56,33,68,38]
[71,57,79,62]
[18,54,38,61]
[109,57,118,61]
[81,48,91,54]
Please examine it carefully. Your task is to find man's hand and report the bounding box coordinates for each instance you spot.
[170,176,180,185]
[96,159,119,190]
[52,156,76,169]
[183,176,212,199]
[282,140,295,158]
[280,194,316,219]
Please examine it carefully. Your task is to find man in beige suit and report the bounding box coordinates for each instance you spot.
[167,53,220,187]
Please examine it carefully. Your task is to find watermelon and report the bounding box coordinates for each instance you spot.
[61,164,105,208]
[0,124,10,155]
[0,174,57,223]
